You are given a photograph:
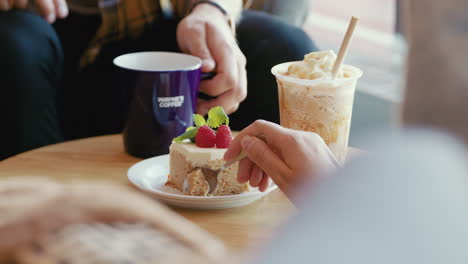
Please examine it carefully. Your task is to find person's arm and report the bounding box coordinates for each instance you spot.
[199,0,243,22]
[215,0,242,21]
[172,0,242,21]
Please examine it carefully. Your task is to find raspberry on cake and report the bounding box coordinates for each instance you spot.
[195,125,216,148]
[215,125,233,148]
[166,106,248,196]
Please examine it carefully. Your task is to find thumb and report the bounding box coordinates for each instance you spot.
[201,58,215,73]
[188,37,215,72]
[241,136,291,188]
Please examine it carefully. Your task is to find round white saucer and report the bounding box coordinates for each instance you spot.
[128,155,278,209]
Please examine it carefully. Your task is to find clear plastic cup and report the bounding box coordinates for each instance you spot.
[272,62,363,164]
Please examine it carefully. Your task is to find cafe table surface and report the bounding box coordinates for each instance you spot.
[0,134,298,253]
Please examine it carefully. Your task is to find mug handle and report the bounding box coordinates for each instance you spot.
[201,72,216,80]
[199,72,217,100]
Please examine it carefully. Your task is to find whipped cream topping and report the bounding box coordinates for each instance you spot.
[170,141,225,167]
[286,50,348,80]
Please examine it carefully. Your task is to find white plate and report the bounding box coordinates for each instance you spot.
[128,155,278,209]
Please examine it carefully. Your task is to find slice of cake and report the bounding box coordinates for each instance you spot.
[167,141,248,196]
[187,169,209,196]
[166,106,249,196]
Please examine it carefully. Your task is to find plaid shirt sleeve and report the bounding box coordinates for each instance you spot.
[79,0,161,69]
[79,0,245,70]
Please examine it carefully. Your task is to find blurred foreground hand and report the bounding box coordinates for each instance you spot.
[0,0,68,23]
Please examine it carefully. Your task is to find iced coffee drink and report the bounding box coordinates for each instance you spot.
[271,50,362,163]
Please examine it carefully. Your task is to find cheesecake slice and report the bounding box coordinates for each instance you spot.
[187,169,209,196]
[166,141,248,196]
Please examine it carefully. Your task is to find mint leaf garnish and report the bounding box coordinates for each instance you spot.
[173,127,198,142]
[173,106,229,142]
[193,114,206,127]
[207,106,229,129]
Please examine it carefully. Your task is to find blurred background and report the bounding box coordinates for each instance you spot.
[252,0,403,146]
[304,0,403,145]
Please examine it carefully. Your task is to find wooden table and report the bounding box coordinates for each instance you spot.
[0,135,295,253]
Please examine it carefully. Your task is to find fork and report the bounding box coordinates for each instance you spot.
[202,151,248,194]
[203,134,268,194]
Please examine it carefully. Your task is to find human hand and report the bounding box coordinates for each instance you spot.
[224,120,339,198]
[0,0,68,23]
[176,3,247,116]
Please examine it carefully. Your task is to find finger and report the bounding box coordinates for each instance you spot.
[34,0,56,23]
[183,23,215,72]
[0,0,11,11]
[240,135,290,189]
[199,48,239,97]
[196,98,209,116]
[199,47,245,99]
[201,59,216,73]
[206,50,247,109]
[196,89,239,116]
[225,120,287,160]
[197,95,238,115]
[226,102,240,114]
[258,174,270,192]
[53,0,68,18]
[202,26,238,97]
[13,0,28,9]
[236,51,248,103]
[249,166,263,187]
[199,76,229,98]
[237,158,254,184]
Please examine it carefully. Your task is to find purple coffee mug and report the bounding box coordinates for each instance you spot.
[114,52,210,158]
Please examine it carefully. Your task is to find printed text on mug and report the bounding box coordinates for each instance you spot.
[158,96,184,108]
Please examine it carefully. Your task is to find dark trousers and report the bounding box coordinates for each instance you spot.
[0,10,317,160]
